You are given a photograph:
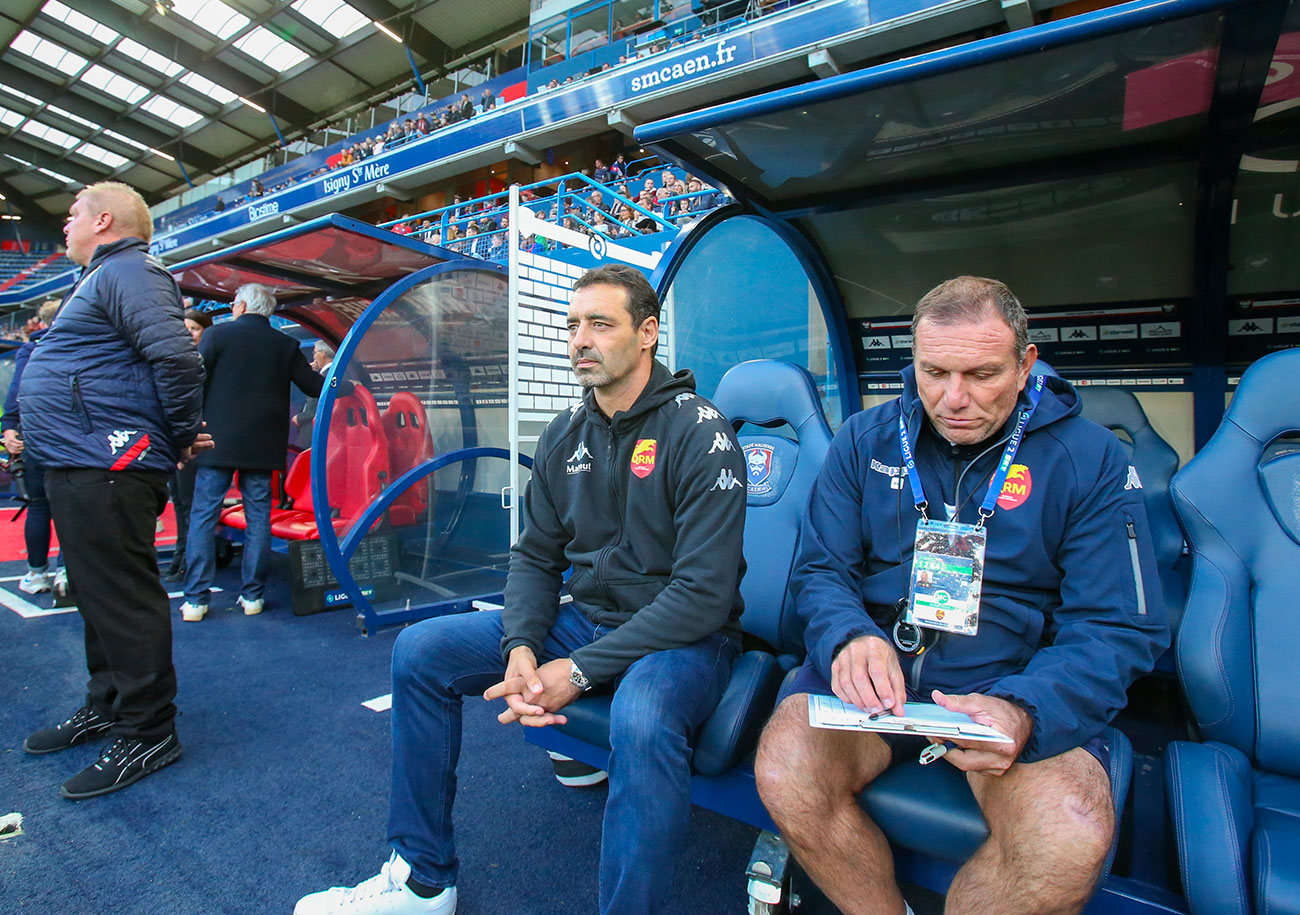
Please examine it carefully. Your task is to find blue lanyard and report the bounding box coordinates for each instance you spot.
[898,375,1045,524]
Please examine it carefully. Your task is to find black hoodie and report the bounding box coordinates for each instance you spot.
[501,361,747,684]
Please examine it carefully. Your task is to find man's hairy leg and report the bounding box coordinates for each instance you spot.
[948,747,1113,915]
[755,695,906,915]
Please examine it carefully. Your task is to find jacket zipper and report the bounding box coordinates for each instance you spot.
[1125,521,1147,615]
[595,423,623,604]
[70,374,92,433]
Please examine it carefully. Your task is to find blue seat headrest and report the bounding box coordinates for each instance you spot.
[710,360,827,435]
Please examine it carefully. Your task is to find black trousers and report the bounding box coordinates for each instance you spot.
[46,468,176,740]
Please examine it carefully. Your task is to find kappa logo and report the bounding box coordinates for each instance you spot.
[107,429,139,455]
[997,463,1033,510]
[708,432,734,454]
[710,468,742,491]
[674,393,696,407]
[1124,465,1143,491]
[696,405,722,424]
[630,439,657,479]
[566,440,593,475]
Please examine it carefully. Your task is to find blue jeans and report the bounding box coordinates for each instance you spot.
[388,604,737,915]
[183,466,272,604]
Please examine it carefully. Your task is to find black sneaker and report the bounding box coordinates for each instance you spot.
[547,751,608,787]
[23,706,113,755]
[60,733,182,800]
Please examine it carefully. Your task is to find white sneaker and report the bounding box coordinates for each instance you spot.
[237,595,264,616]
[179,601,208,622]
[295,852,456,915]
[19,568,51,594]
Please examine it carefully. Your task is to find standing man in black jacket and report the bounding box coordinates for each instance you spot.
[296,264,747,915]
[19,181,209,800]
[180,283,324,621]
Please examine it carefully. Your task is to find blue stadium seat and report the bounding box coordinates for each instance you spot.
[526,359,832,823]
[1165,348,1300,915]
[1077,386,1187,628]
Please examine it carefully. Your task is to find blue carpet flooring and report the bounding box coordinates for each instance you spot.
[0,551,765,914]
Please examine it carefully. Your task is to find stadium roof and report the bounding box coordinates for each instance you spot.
[0,0,528,234]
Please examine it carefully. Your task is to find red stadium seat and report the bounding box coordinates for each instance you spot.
[381,391,435,526]
[220,383,391,543]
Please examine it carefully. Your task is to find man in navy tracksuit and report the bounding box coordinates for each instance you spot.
[296,264,747,915]
[756,276,1169,915]
[18,182,207,800]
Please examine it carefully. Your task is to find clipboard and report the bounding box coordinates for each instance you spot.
[807,695,1013,743]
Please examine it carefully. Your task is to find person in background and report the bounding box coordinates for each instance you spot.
[3,298,64,594]
[480,87,495,111]
[593,158,610,183]
[293,341,336,449]
[180,283,324,622]
[164,309,214,583]
[19,181,208,800]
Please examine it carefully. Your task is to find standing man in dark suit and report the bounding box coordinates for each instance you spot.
[180,283,324,622]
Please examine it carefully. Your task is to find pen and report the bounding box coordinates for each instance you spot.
[919,741,957,765]
[867,705,893,721]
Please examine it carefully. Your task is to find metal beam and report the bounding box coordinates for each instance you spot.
[0,178,63,236]
[346,0,453,67]
[3,134,117,188]
[0,61,225,175]
[77,0,320,133]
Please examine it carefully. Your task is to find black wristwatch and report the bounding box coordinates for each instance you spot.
[569,660,592,692]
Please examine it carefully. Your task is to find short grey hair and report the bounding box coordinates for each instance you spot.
[911,276,1029,361]
[235,283,277,317]
[313,341,336,360]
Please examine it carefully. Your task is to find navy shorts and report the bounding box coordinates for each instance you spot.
[779,660,1112,781]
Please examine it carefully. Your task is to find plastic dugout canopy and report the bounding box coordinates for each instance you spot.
[172,214,518,631]
[637,0,1298,429]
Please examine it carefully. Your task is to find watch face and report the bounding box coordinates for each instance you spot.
[570,664,590,690]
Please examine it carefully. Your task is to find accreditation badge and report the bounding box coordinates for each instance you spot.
[906,518,986,636]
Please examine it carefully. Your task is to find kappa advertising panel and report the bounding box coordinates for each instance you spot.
[853,300,1192,375]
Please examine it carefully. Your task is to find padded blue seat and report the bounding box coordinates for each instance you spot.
[1078,386,1186,625]
[1166,348,1300,915]
[860,728,1132,870]
[526,360,832,819]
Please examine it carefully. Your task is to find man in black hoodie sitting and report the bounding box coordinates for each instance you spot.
[296,264,747,915]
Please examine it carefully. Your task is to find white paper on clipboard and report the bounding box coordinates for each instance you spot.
[807,695,1014,743]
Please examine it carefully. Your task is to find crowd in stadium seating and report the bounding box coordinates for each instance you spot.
[157,8,756,238]
[393,154,725,262]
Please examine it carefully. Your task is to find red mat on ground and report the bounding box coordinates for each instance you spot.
[0,503,178,564]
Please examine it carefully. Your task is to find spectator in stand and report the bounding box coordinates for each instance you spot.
[588,189,608,219]
[481,88,496,111]
[591,212,611,236]
[416,113,431,135]
[340,147,354,167]
[250,178,265,198]
[611,154,628,179]
[164,308,214,583]
[458,94,474,120]
[3,299,64,595]
[180,283,325,623]
[547,79,560,90]
[392,221,413,236]
[372,135,385,157]
[403,119,416,139]
[593,159,610,183]
[214,197,225,213]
